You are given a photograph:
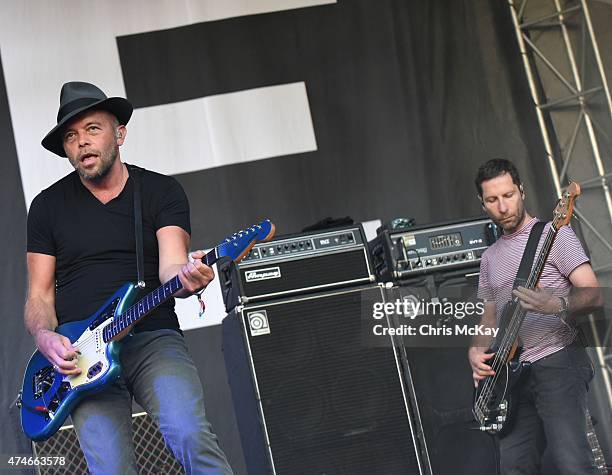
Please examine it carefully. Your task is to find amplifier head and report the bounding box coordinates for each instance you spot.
[219,225,375,311]
[369,217,499,282]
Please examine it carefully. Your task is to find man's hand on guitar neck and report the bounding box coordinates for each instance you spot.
[156,227,215,300]
[181,249,215,294]
[512,286,563,315]
[469,347,496,387]
[468,301,497,387]
[34,329,82,376]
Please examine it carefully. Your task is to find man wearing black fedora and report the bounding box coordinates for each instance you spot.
[25,82,233,474]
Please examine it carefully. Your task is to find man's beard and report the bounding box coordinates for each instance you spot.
[497,201,526,234]
[72,147,117,181]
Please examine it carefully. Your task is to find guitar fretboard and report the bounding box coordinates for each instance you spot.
[102,248,219,342]
[586,408,608,474]
[475,223,558,419]
[495,225,557,358]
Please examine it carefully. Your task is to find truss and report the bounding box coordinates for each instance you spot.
[508,0,612,446]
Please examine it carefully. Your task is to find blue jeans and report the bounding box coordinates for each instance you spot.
[499,342,597,475]
[70,329,233,475]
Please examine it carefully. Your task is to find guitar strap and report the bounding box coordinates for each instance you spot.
[130,165,146,289]
[513,220,546,290]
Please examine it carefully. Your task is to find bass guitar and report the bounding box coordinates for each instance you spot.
[472,183,579,435]
[19,219,275,441]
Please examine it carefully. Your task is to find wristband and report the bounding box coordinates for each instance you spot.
[558,296,570,321]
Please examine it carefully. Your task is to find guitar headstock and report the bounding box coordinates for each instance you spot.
[217,219,276,263]
[552,182,580,230]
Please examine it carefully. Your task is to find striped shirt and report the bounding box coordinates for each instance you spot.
[477,217,589,362]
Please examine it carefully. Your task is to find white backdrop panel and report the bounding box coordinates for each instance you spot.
[124,82,317,175]
[0,0,333,208]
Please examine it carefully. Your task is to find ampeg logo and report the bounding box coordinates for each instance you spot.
[244,267,281,282]
[247,310,270,336]
[402,294,425,319]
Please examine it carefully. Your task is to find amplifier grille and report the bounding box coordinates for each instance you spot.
[32,412,184,474]
[236,286,422,474]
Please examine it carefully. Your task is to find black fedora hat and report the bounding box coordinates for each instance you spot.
[42,81,133,157]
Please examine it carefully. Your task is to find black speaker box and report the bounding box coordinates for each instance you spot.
[393,276,500,475]
[32,412,184,474]
[222,285,429,474]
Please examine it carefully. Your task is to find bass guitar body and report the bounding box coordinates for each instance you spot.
[473,300,531,436]
[20,283,137,441]
[473,358,530,436]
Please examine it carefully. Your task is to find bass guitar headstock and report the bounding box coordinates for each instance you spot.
[552,182,580,231]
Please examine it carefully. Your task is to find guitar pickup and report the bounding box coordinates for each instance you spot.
[87,361,104,379]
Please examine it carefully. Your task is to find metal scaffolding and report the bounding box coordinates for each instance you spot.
[508,0,612,458]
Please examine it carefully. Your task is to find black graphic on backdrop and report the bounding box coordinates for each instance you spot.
[117,0,552,248]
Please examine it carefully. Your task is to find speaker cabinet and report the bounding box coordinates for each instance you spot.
[32,412,183,474]
[222,285,429,474]
[393,276,499,475]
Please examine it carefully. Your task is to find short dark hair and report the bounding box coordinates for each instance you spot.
[475,158,522,197]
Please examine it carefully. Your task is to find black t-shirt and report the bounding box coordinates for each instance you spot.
[27,164,190,333]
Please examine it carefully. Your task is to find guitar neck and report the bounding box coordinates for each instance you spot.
[102,248,219,342]
[522,225,556,291]
[495,224,558,355]
[586,409,608,474]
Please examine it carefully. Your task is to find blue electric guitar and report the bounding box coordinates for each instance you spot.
[19,219,275,441]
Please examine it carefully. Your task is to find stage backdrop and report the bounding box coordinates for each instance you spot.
[1,0,562,471]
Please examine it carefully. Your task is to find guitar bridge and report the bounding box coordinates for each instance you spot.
[33,366,56,399]
[478,400,508,434]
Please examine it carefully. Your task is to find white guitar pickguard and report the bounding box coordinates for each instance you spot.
[64,318,115,389]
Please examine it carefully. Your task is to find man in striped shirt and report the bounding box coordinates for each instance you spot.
[468,159,601,474]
